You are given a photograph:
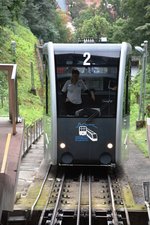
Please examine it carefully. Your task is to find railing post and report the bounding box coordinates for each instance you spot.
[30,126,32,148]
[27,128,29,150]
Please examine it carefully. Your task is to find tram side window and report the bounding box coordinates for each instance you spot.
[123,59,131,116]
[45,65,50,116]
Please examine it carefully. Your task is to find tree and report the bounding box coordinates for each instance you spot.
[74,7,96,28]
[54,10,72,43]
[75,15,110,41]
[7,0,26,21]
[121,0,150,45]
[0,0,12,26]
[135,4,150,43]
[23,0,70,42]
[23,0,55,41]
[110,18,132,43]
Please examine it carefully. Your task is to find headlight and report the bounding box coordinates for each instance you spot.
[107,143,113,149]
[60,142,66,149]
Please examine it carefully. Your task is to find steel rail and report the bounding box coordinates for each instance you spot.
[89,175,92,225]
[38,167,56,225]
[30,164,52,218]
[76,173,83,225]
[123,200,131,225]
[38,192,52,225]
[107,175,119,225]
[50,174,65,225]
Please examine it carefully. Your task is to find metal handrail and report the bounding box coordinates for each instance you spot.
[22,118,43,158]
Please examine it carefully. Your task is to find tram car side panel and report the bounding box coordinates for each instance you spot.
[43,42,132,166]
[43,42,57,164]
[116,42,131,164]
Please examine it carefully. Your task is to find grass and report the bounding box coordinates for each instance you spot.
[130,103,149,157]
[0,23,43,125]
[129,67,150,158]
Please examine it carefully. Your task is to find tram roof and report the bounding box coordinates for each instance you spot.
[43,42,132,58]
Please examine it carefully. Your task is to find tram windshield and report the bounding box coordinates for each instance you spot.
[55,53,119,118]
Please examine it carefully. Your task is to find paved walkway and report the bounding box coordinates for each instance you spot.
[123,140,150,204]
[16,135,44,197]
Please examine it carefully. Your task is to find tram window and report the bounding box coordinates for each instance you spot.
[44,63,50,116]
[55,54,119,118]
[85,78,103,90]
[123,58,131,116]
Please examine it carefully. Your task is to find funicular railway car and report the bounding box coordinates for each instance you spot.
[43,42,132,167]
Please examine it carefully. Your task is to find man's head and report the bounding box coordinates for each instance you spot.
[71,69,79,83]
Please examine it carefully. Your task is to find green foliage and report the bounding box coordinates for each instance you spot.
[0,0,70,43]
[120,0,150,45]
[83,0,150,45]
[23,0,70,42]
[54,11,72,43]
[0,23,43,125]
[7,0,26,21]
[0,0,25,26]
[75,15,110,41]
[110,18,132,43]
[75,7,95,25]
[0,1,11,26]
[23,0,56,41]
[130,64,150,157]
[0,71,8,115]
[129,103,149,157]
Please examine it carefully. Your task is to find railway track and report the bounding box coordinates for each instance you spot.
[36,167,131,225]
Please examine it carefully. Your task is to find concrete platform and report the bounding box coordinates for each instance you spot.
[0,117,24,219]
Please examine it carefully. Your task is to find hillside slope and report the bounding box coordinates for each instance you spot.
[0,23,43,125]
